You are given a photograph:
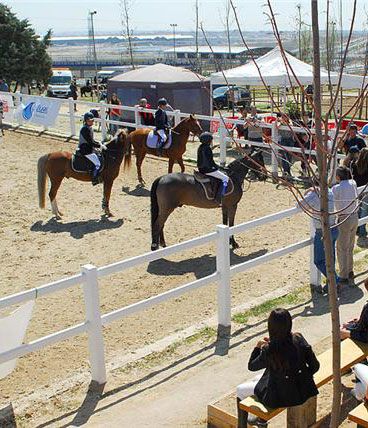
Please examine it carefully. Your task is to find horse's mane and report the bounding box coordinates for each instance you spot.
[356,147,368,175]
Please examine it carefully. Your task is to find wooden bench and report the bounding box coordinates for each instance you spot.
[349,402,368,428]
[208,338,368,428]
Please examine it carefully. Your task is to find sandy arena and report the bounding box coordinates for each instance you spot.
[0,129,310,406]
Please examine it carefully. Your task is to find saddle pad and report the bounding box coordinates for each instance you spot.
[146,130,172,149]
[71,153,104,174]
[193,171,234,201]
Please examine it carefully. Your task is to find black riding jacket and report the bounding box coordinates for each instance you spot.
[78,124,100,155]
[197,143,218,174]
[155,108,170,130]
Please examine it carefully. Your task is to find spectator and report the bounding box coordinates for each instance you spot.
[235,106,247,139]
[332,166,359,287]
[69,79,78,112]
[352,148,368,245]
[245,107,263,144]
[108,93,122,136]
[343,123,366,154]
[236,308,319,426]
[277,113,295,178]
[0,99,4,136]
[0,78,9,92]
[136,98,154,126]
[297,184,340,294]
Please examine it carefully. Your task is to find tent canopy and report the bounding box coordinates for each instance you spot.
[210,46,365,89]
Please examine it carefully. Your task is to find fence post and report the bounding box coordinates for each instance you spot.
[271,121,279,179]
[68,97,76,137]
[100,105,107,142]
[309,221,321,289]
[174,109,181,126]
[134,105,141,129]
[82,264,106,385]
[219,123,227,167]
[216,224,231,337]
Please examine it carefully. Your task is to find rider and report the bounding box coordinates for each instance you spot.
[154,98,171,155]
[197,132,229,203]
[78,112,107,185]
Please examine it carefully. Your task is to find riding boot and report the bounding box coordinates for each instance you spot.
[91,169,99,186]
[157,139,164,157]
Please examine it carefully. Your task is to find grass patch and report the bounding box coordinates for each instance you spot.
[232,286,308,325]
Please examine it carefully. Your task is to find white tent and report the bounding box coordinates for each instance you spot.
[210,46,365,89]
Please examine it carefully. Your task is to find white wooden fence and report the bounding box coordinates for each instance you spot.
[0,202,367,385]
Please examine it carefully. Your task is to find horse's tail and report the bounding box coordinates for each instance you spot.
[150,176,161,231]
[37,154,49,209]
[124,136,132,170]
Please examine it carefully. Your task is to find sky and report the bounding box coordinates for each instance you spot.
[3,0,368,36]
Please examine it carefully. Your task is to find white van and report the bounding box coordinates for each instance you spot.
[47,69,73,98]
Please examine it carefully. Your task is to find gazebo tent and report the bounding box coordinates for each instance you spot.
[210,46,365,89]
[107,63,211,122]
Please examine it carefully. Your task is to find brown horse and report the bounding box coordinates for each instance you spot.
[124,114,203,184]
[37,129,128,219]
[150,151,266,251]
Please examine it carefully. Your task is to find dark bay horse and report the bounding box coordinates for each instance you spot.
[150,151,266,250]
[37,129,128,219]
[124,114,202,185]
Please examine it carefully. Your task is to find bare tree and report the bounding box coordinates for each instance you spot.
[295,3,312,63]
[120,0,135,69]
[220,0,232,70]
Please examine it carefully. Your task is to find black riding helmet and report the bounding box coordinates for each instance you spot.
[158,98,168,106]
[83,111,95,122]
[199,132,213,144]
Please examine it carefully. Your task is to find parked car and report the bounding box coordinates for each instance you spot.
[213,86,251,109]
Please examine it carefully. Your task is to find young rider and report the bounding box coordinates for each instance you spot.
[197,132,229,203]
[154,98,171,155]
[78,112,107,185]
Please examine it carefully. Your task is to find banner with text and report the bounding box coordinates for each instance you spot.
[0,93,14,122]
[16,96,61,127]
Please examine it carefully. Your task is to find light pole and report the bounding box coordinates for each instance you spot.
[90,10,100,100]
[170,23,177,64]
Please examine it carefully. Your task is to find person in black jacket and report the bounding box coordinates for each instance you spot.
[197,132,229,203]
[237,308,320,426]
[154,98,171,154]
[77,112,107,185]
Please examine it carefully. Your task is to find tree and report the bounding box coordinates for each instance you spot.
[0,4,52,89]
[120,0,135,69]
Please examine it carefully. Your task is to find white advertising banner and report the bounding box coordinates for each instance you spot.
[0,93,14,121]
[16,96,61,127]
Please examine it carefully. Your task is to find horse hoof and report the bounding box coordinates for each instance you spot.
[231,242,240,250]
[58,211,64,217]
[105,211,114,217]
[54,215,62,221]
[160,242,167,248]
[139,179,146,187]
[151,243,159,251]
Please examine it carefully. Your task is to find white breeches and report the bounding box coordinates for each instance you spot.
[352,363,368,400]
[85,153,101,169]
[206,170,229,185]
[157,129,167,142]
[237,373,263,400]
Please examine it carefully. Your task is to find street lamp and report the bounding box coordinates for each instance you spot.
[170,23,178,64]
[89,10,100,100]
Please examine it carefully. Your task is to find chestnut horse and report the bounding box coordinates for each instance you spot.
[37,129,128,219]
[124,114,202,184]
[150,151,266,250]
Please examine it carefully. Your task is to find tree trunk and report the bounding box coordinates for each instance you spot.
[311,1,341,427]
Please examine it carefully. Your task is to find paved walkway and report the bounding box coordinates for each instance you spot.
[55,278,367,427]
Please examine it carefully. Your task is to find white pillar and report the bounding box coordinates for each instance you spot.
[100,105,107,142]
[134,105,141,129]
[309,221,321,287]
[82,264,106,385]
[174,109,181,126]
[68,97,76,137]
[271,121,279,178]
[216,225,231,334]
[219,123,227,167]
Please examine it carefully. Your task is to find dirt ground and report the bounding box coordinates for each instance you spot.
[0,129,311,410]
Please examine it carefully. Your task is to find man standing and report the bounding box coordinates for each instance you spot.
[154,98,171,155]
[136,98,154,126]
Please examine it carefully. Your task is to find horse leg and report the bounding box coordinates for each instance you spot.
[227,204,239,249]
[136,152,146,185]
[49,176,64,219]
[177,157,185,173]
[152,208,174,251]
[102,179,114,217]
[222,206,228,226]
[168,157,174,173]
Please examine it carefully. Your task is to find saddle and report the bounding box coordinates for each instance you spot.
[146,130,172,149]
[71,151,105,174]
[193,171,234,201]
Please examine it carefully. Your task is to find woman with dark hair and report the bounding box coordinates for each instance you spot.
[237,308,320,426]
[352,148,368,244]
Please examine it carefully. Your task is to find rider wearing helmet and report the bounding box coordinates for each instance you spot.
[154,98,171,155]
[197,132,229,203]
[78,112,106,185]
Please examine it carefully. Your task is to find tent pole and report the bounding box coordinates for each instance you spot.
[282,85,287,113]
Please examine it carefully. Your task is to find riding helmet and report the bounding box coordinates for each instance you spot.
[158,98,168,106]
[83,112,95,122]
[199,132,213,144]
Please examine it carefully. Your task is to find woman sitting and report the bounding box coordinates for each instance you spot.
[237,308,320,426]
